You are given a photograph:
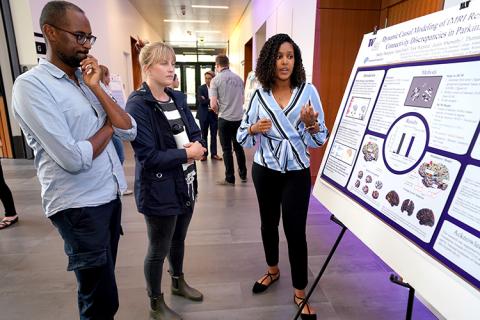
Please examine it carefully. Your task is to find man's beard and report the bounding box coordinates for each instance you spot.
[58,51,87,68]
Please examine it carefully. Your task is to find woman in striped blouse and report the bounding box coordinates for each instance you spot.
[237,33,328,320]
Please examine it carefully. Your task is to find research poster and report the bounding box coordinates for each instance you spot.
[108,74,127,109]
[319,3,480,289]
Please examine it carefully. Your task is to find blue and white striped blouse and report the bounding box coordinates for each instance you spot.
[237,83,328,172]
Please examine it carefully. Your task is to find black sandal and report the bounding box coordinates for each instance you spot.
[252,270,280,294]
[0,216,19,230]
[294,294,317,320]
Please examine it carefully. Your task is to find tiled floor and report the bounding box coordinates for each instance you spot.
[0,144,438,320]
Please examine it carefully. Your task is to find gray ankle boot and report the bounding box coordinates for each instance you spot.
[171,275,204,301]
[149,294,182,320]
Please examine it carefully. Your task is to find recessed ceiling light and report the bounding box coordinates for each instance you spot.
[195,30,221,33]
[192,5,229,9]
[164,19,209,23]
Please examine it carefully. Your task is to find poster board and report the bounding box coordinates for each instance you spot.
[313,3,480,318]
[108,74,127,109]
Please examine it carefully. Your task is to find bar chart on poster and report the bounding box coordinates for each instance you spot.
[313,2,480,318]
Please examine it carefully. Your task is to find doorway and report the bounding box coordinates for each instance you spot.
[130,37,142,91]
[0,100,11,158]
[244,38,253,82]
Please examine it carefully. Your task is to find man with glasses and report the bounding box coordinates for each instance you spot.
[12,1,136,319]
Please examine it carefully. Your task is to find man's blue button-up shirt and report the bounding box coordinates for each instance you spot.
[12,59,137,217]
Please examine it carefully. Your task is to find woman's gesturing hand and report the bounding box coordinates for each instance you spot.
[300,102,318,127]
[250,118,272,135]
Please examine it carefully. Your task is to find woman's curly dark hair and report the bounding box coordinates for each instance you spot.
[255,33,306,91]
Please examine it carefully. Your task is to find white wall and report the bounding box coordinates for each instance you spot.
[4,0,161,144]
[9,0,37,68]
[253,22,266,70]
[15,0,161,95]
[102,0,162,93]
[229,0,317,82]
[5,0,37,135]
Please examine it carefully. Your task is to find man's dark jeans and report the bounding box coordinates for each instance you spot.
[218,118,247,183]
[50,198,122,320]
[200,111,219,157]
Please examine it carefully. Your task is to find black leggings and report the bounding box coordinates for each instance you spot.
[0,161,17,217]
[252,162,311,290]
[144,212,193,298]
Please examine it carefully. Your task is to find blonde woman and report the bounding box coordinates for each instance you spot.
[126,41,206,320]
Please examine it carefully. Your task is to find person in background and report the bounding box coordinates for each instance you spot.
[12,1,137,319]
[237,33,329,320]
[210,54,247,185]
[126,41,206,320]
[0,160,19,230]
[196,70,222,161]
[169,73,188,112]
[100,64,133,195]
[171,73,180,89]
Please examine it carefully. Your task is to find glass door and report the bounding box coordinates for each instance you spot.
[176,62,215,109]
[175,66,181,89]
[184,64,197,106]
[200,64,214,78]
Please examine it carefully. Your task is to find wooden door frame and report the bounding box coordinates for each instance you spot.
[130,37,142,91]
[244,38,253,82]
[0,68,13,158]
[0,96,13,158]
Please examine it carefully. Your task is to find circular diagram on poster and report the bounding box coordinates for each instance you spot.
[383,113,429,174]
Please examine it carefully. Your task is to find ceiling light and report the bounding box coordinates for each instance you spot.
[195,30,221,33]
[192,5,229,9]
[164,19,209,23]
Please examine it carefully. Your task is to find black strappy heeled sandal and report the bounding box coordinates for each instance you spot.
[252,270,280,293]
[294,294,317,320]
[0,216,18,230]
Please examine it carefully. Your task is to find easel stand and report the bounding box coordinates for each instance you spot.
[292,215,347,320]
[389,274,415,320]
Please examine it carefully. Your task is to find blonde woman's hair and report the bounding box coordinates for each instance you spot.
[138,41,176,72]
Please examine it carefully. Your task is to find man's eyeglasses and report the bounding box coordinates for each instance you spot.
[49,24,97,46]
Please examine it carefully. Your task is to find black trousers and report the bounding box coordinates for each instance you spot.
[200,111,219,157]
[144,211,193,298]
[50,198,122,320]
[252,162,311,290]
[218,118,247,183]
[0,161,17,217]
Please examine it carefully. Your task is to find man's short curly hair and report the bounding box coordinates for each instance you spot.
[255,33,305,91]
[39,1,84,30]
